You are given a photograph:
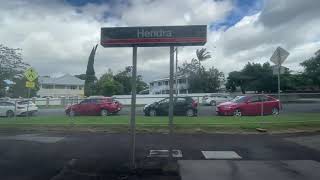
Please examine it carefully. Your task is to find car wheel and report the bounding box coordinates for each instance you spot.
[6,110,14,118]
[210,100,216,106]
[233,109,242,117]
[149,109,156,116]
[69,110,76,117]
[100,109,110,116]
[272,107,279,115]
[186,109,194,117]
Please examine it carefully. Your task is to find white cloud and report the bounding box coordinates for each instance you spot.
[0,0,319,84]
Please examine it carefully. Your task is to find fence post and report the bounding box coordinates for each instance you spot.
[46,97,50,108]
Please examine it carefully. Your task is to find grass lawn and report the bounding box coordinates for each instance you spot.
[0,113,320,133]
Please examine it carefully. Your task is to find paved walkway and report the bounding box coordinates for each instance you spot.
[179,160,320,180]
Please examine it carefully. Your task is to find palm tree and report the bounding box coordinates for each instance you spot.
[196,48,211,72]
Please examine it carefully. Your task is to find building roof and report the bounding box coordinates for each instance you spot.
[39,74,84,86]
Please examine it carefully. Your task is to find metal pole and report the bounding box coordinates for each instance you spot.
[27,88,30,119]
[130,46,137,168]
[175,47,178,96]
[169,46,174,160]
[261,91,264,116]
[278,65,281,102]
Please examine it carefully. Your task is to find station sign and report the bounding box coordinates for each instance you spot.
[101,25,207,47]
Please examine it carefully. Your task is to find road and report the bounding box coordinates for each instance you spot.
[38,103,320,117]
[0,132,320,179]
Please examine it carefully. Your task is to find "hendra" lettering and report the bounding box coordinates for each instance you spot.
[137,29,173,38]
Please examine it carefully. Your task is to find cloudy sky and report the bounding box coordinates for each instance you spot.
[1,0,320,82]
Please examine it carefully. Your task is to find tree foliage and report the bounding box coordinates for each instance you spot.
[84,44,98,97]
[0,44,29,97]
[300,53,320,88]
[179,56,224,93]
[8,77,39,98]
[225,62,302,93]
[95,66,148,96]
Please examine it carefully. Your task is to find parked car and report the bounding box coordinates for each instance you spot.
[0,100,38,117]
[65,97,122,116]
[216,95,281,116]
[143,97,198,117]
[0,101,15,117]
[15,100,39,116]
[202,94,232,106]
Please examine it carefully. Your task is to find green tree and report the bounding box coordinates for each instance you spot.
[179,60,224,93]
[84,44,98,97]
[300,53,320,88]
[0,44,29,97]
[96,70,122,96]
[9,77,39,98]
[113,66,148,94]
[196,48,211,69]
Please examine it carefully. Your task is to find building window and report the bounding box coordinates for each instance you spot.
[55,85,65,89]
[180,89,187,94]
[179,79,186,84]
[67,85,77,90]
[79,86,83,90]
[150,83,154,87]
[42,84,54,89]
[158,82,162,86]
[164,81,169,85]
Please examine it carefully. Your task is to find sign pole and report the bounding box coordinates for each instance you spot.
[175,47,178,96]
[130,46,137,169]
[277,49,282,105]
[26,87,31,119]
[168,46,174,160]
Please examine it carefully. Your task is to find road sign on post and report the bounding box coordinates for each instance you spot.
[101,25,207,168]
[24,68,38,82]
[25,81,35,88]
[270,46,289,106]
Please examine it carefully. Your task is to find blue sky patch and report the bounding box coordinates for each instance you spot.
[210,0,264,31]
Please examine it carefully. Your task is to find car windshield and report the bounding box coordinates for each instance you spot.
[231,96,247,103]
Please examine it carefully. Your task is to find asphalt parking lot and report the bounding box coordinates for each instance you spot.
[1,132,320,180]
[37,102,320,117]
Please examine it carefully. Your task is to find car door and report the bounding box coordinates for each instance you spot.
[0,102,7,116]
[86,99,100,115]
[261,96,274,114]
[157,98,169,115]
[244,96,262,115]
[174,97,188,115]
[76,99,90,115]
[0,102,13,116]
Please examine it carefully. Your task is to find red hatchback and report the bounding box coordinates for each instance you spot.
[65,97,122,116]
[216,95,281,116]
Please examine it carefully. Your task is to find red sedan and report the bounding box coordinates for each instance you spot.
[216,95,281,116]
[65,97,122,116]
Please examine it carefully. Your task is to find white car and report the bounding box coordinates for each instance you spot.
[0,101,15,117]
[0,100,39,117]
[202,94,232,106]
[15,100,39,116]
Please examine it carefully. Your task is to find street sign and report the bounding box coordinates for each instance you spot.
[25,81,35,88]
[24,68,38,82]
[270,46,289,65]
[272,65,287,75]
[101,25,207,47]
